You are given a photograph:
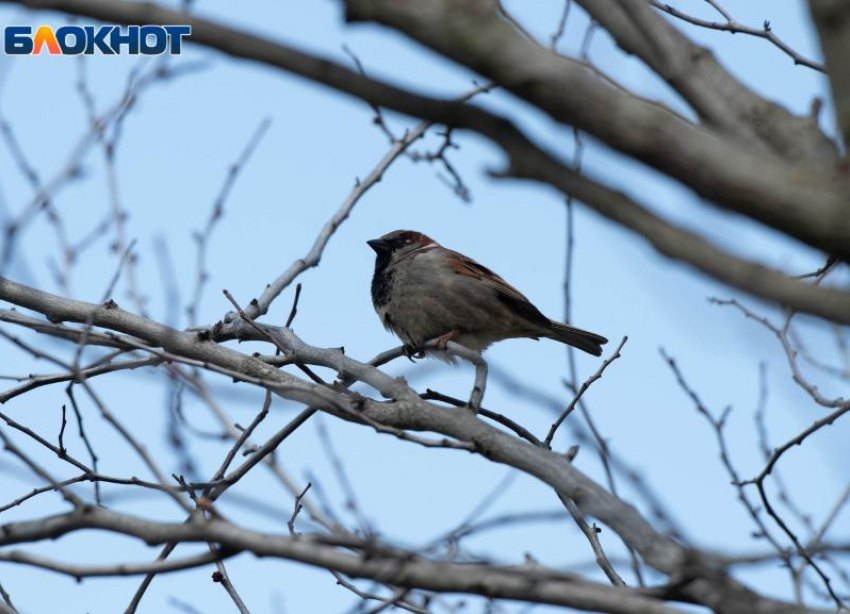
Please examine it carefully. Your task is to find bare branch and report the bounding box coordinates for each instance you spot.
[188,118,271,326]
[651,1,825,72]
[0,547,235,579]
[559,494,626,587]
[500,152,850,326]
[0,356,161,404]
[0,505,694,614]
[550,0,574,50]
[545,337,627,447]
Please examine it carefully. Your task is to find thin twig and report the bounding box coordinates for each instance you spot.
[545,337,627,447]
[65,384,101,504]
[285,283,303,329]
[558,494,626,586]
[188,118,271,325]
[650,0,825,72]
[287,482,312,536]
[550,0,573,50]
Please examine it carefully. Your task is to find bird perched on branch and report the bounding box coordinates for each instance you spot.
[368,230,607,357]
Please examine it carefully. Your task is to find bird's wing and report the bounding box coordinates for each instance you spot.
[446,251,551,328]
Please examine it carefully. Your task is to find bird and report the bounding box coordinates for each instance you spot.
[367,230,607,357]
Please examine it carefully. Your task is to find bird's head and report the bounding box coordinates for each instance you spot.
[367,230,438,261]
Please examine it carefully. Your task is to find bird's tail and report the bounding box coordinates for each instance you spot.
[546,320,608,356]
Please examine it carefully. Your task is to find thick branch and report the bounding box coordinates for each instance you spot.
[343,0,850,256]
[495,147,850,325]
[590,0,835,162]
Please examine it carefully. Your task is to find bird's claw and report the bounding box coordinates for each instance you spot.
[402,344,424,361]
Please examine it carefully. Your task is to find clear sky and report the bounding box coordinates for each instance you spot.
[0,1,847,613]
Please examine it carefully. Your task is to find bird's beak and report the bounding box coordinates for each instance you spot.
[367,238,389,254]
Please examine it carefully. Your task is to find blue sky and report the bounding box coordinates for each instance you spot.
[0,1,847,613]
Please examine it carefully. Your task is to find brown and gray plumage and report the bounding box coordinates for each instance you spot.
[368,230,607,356]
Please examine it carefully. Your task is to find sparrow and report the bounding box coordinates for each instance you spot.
[368,230,607,357]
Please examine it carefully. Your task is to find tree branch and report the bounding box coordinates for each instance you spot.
[0,547,236,579]
[0,275,831,614]
[650,0,825,73]
[0,506,686,614]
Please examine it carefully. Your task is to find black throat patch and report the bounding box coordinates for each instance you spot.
[371,254,394,308]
